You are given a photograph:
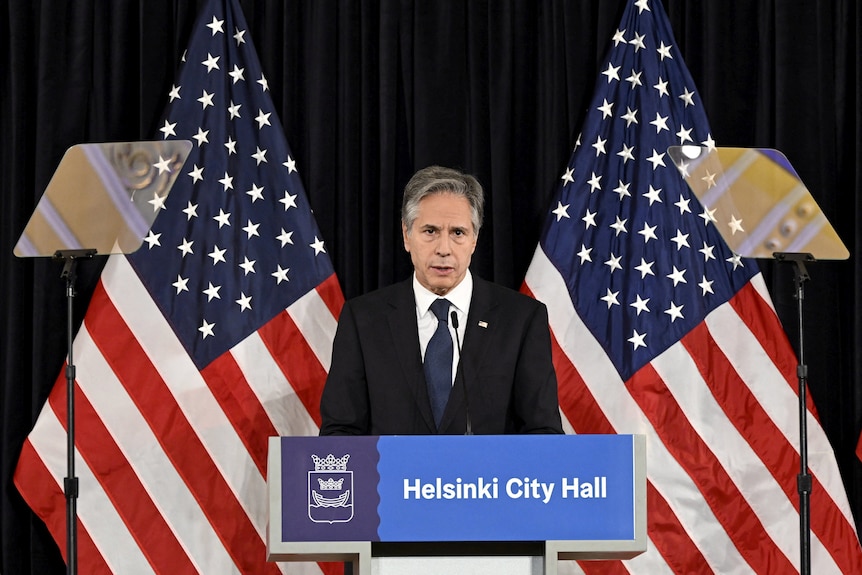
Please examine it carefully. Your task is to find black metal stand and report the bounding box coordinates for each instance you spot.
[52,248,96,575]
[773,251,814,575]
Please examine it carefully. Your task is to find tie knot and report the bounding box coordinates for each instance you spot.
[429,299,450,322]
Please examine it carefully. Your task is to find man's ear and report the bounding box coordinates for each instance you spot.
[401,221,410,252]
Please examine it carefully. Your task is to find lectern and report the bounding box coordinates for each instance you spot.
[267,434,646,575]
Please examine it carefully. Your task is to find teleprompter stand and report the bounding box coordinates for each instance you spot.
[15,140,191,574]
[667,146,849,575]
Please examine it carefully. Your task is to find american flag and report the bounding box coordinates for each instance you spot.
[15,0,343,573]
[522,0,862,573]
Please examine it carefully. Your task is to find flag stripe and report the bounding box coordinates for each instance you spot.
[257,311,328,427]
[87,274,279,575]
[201,353,276,476]
[48,378,198,574]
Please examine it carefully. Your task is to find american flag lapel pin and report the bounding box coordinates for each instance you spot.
[478,321,488,328]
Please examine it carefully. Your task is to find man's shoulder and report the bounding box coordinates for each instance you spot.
[473,275,546,311]
[345,278,412,312]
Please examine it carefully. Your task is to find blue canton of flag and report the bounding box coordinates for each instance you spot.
[129,0,333,369]
[541,0,755,380]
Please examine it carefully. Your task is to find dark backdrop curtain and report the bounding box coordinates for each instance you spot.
[2,1,860,573]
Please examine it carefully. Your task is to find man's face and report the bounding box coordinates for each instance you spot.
[402,192,478,296]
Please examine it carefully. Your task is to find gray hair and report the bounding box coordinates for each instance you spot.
[401,165,484,235]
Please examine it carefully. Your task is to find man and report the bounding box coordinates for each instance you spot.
[319,166,562,435]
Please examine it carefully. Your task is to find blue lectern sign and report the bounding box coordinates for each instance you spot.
[277,435,638,544]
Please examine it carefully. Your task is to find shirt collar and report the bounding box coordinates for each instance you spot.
[413,269,473,317]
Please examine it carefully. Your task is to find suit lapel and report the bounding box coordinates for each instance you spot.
[386,280,437,432]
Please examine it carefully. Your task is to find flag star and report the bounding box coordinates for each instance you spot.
[701,170,717,188]
[644,185,662,205]
[582,208,597,229]
[635,0,651,14]
[160,120,177,138]
[675,196,691,214]
[283,156,297,173]
[239,256,256,275]
[202,52,220,72]
[280,191,298,211]
[602,62,621,83]
[277,228,294,246]
[552,201,570,221]
[625,70,643,88]
[597,98,614,119]
[228,100,242,119]
[728,214,745,235]
[653,77,669,97]
[172,275,189,294]
[228,64,245,84]
[638,222,658,243]
[192,127,209,147]
[671,230,690,250]
[699,206,718,225]
[188,164,204,183]
[679,87,695,107]
[665,301,684,322]
[252,146,268,164]
[587,172,602,193]
[224,136,237,155]
[629,33,646,52]
[630,294,650,315]
[198,319,215,339]
[310,236,326,255]
[577,244,592,264]
[621,107,638,127]
[234,27,246,45]
[153,155,172,174]
[657,41,673,60]
[168,84,181,102]
[726,253,744,270]
[667,266,687,286]
[604,253,623,273]
[617,143,635,163]
[148,193,167,212]
[243,220,260,238]
[634,258,655,278]
[206,15,224,35]
[208,245,227,265]
[197,89,214,109]
[675,126,693,146]
[219,172,234,191]
[245,183,264,202]
[699,242,716,261]
[628,330,647,350]
[255,109,272,128]
[699,276,715,295]
[177,238,194,257]
[702,133,717,151]
[647,149,666,169]
[614,180,632,201]
[592,135,607,156]
[213,209,231,228]
[610,215,628,236]
[272,265,290,284]
[144,230,161,248]
[650,112,669,133]
[203,282,222,301]
[612,29,627,46]
[258,75,269,91]
[601,288,620,309]
[236,293,253,312]
[561,167,575,185]
[675,160,691,177]
[574,134,581,149]
[182,201,198,220]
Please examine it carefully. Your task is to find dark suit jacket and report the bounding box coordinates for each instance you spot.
[319,275,563,435]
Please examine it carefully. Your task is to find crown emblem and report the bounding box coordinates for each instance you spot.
[317,477,345,490]
[311,453,350,472]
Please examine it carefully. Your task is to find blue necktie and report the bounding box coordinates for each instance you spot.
[424,298,453,427]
